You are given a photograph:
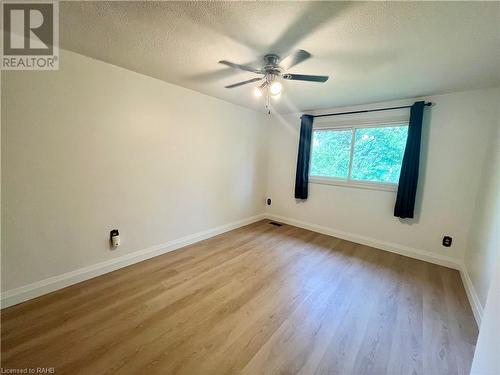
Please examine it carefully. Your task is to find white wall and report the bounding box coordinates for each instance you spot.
[1,49,268,293]
[266,88,500,266]
[465,113,500,308]
[469,107,500,375]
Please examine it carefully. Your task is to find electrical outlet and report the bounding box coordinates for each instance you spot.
[266,197,272,206]
[110,229,120,248]
[442,236,452,247]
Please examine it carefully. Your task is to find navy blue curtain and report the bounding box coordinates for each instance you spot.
[394,101,426,218]
[294,115,314,199]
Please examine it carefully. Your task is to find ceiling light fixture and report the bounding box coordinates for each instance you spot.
[253,87,263,97]
[269,81,282,96]
[252,79,280,114]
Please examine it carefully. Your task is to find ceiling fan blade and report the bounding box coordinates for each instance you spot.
[283,73,329,82]
[219,60,262,74]
[224,77,263,89]
[279,50,311,70]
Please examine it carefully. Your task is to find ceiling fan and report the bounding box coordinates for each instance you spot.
[219,50,329,112]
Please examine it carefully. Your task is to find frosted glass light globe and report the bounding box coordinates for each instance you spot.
[269,81,282,96]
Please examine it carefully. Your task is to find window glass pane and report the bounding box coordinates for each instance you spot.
[310,129,352,178]
[351,125,408,183]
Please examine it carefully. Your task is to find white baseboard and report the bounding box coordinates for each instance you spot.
[459,264,484,326]
[0,214,266,309]
[265,214,462,270]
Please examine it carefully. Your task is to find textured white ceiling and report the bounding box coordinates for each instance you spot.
[60,1,500,113]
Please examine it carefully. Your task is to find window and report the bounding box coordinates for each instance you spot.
[310,123,408,190]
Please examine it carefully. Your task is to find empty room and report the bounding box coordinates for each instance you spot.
[1,1,499,374]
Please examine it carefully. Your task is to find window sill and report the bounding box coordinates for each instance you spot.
[309,176,398,192]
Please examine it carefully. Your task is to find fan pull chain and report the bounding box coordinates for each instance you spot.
[266,88,271,115]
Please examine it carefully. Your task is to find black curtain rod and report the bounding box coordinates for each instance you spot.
[306,102,432,119]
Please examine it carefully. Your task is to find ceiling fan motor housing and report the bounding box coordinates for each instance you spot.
[263,54,283,77]
[264,54,280,66]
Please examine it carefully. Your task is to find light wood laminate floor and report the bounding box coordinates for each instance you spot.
[1,220,477,375]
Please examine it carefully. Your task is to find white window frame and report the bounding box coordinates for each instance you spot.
[309,119,409,192]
